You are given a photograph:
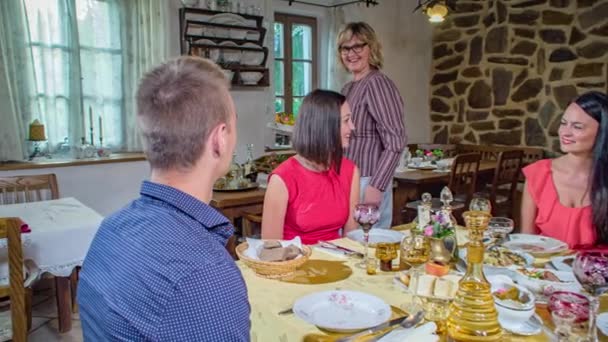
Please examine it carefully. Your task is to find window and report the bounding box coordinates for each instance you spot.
[23,0,123,149]
[274,13,317,116]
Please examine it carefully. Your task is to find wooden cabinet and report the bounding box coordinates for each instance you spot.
[179,7,270,87]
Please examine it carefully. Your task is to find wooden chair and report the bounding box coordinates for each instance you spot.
[448,152,481,207]
[242,211,262,238]
[456,144,504,161]
[488,150,524,219]
[0,174,59,204]
[0,174,77,332]
[0,218,28,342]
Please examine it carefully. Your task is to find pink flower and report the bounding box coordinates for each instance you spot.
[424,225,434,237]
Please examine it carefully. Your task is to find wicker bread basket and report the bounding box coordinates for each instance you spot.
[236,242,312,279]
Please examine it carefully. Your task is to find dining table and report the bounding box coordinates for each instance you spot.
[391,160,498,225]
[239,236,608,342]
[0,197,103,333]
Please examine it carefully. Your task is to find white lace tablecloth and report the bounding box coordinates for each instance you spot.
[0,197,103,277]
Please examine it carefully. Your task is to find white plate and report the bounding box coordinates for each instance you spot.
[347,228,407,246]
[241,42,264,66]
[458,247,534,271]
[208,13,251,39]
[293,290,391,333]
[550,255,575,272]
[513,267,581,298]
[503,234,568,257]
[219,41,241,64]
[501,314,543,336]
[598,312,608,336]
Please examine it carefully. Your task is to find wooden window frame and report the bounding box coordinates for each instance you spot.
[274,13,318,115]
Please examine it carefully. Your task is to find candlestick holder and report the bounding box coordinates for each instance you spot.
[97,137,111,157]
[27,140,49,160]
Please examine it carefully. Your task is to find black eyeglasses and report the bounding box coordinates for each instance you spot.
[339,43,368,55]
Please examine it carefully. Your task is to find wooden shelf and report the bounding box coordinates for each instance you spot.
[179,7,269,88]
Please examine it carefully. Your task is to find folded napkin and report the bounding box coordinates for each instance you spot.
[379,322,438,342]
[16,218,31,233]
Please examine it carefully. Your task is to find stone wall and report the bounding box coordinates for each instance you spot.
[429,0,608,152]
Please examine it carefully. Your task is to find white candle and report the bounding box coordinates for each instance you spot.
[89,106,93,132]
[99,115,103,140]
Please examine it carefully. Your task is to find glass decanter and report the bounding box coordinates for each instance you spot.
[447,211,503,342]
[416,192,433,230]
[439,187,458,259]
[243,143,257,182]
[227,152,242,187]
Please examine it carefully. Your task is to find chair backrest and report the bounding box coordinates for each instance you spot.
[448,152,481,205]
[456,144,505,161]
[0,218,26,342]
[490,150,524,206]
[0,174,59,204]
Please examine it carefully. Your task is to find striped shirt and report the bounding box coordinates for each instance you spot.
[342,69,407,191]
[78,181,251,341]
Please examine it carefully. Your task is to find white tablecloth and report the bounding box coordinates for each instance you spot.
[0,197,103,277]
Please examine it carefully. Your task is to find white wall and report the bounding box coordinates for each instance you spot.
[0,1,433,216]
[1,161,150,216]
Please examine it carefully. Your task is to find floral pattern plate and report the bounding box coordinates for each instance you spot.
[293,290,391,333]
[502,234,568,257]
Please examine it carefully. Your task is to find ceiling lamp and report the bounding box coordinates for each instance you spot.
[413,0,454,23]
[426,2,448,22]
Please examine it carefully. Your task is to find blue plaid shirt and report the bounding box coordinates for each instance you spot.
[78,181,251,341]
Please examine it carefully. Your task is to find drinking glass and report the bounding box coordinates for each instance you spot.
[572,252,608,342]
[487,217,514,244]
[469,192,492,213]
[553,309,577,341]
[354,203,380,268]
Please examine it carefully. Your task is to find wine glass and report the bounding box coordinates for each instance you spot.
[354,203,380,268]
[469,192,492,213]
[487,217,514,245]
[572,252,608,341]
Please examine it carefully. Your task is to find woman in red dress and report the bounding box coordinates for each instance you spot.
[261,90,360,244]
[521,91,608,249]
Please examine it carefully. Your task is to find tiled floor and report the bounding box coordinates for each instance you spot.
[1,279,84,341]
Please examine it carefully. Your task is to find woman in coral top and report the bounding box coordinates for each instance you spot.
[521,91,608,249]
[261,90,360,245]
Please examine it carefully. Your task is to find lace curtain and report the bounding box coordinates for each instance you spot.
[0,0,170,160]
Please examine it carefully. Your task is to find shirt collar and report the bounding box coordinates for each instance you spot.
[140,181,231,231]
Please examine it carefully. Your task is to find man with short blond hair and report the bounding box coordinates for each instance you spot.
[78,57,251,341]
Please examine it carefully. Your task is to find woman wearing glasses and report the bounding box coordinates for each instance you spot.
[337,22,406,229]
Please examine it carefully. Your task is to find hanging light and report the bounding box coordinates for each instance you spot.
[425,1,449,23]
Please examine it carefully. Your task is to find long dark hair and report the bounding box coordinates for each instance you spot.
[292,89,346,173]
[574,91,608,244]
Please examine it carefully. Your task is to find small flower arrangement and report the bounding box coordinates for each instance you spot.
[415,149,444,159]
[423,211,455,239]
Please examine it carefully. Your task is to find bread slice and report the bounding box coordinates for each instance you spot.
[416,274,437,297]
[263,240,282,249]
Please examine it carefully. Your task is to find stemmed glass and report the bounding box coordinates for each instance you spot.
[469,192,492,213]
[487,217,514,245]
[354,203,380,268]
[572,252,608,342]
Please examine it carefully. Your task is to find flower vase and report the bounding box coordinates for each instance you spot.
[429,236,455,264]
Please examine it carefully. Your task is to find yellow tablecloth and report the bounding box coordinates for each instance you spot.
[238,238,607,342]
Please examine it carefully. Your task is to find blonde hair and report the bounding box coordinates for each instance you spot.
[337,22,383,70]
[136,56,231,171]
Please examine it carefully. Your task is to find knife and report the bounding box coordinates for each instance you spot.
[335,311,424,342]
[318,241,364,258]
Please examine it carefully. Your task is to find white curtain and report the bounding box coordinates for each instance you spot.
[0,0,32,160]
[120,0,170,151]
[326,7,349,92]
